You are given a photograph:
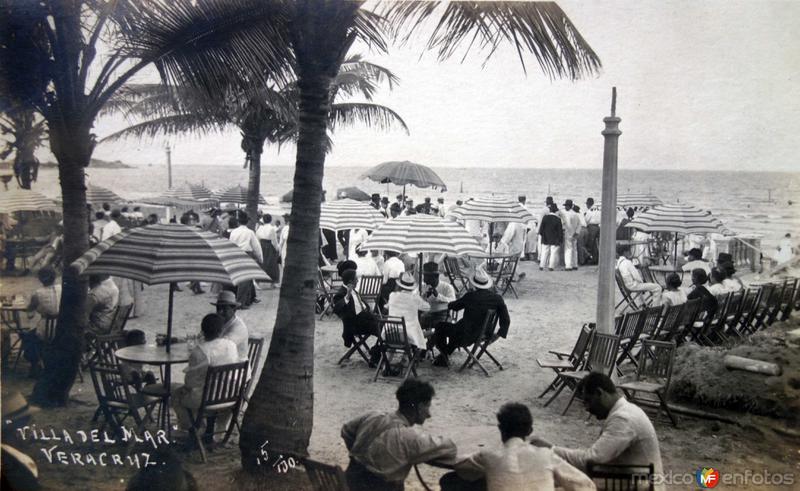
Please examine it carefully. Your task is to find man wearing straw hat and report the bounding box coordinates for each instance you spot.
[387,272,430,350]
[2,391,41,491]
[211,291,250,361]
[431,269,510,368]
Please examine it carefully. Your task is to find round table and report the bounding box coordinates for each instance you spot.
[115,344,190,438]
[647,265,685,288]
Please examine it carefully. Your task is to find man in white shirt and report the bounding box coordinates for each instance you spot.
[500,221,526,258]
[583,198,601,265]
[91,211,108,242]
[100,209,123,242]
[616,245,662,305]
[531,372,664,491]
[518,195,537,261]
[228,215,262,307]
[387,273,430,350]
[348,228,370,259]
[353,246,381,277]
[420,262,456,333]
[211,291,249,361]
[444,403,595,491]
[561,200,581,271]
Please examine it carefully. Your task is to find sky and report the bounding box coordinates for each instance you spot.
[77,1,800,171]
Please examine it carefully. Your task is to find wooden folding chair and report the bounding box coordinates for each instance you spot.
[443,256,469,295]
[373,316,419,382]
[695,293,732,346]
[303,458,349,491]
[2,309,26,370]
[765,280,790,326]
[337,328,374,367]
[778,277,799,321]
[721,291,744,338]
[357,275,383,312]
[741,284,774,335]
[587,463,655,491]
[651,303,684,342]
[537,323,595,398]
[614,309,647,373]
[493,256,519,298]
[544,333,621,415]
[459,309,502,376]
[88,364,161,439]
[109,303,134,333]
[186,361,249,462]
[672,298,702,345]
[619,339,678,427]
[614,270,652,314]
[316,270,337,320]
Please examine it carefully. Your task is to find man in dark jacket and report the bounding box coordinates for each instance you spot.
[432,269,510,367]
[538,204,563,271]
[333,269,380,348]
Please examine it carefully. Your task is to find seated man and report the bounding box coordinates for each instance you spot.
[441,402,595,491]
[87,274,120,336]
[341,379,456,491]
[616,245,661,306]
[333,269,380,349]
[687,268,718,320]
[681,247,711,274]
[29,225,63,272]
[171,314,239,435]
[387,272,430,350]
[211,291,249,361]
[23,267,62,376]
[420,262,456,332]
[432,269,510,368]
[530,373,664,490]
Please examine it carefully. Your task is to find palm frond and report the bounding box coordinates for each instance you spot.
[99,114,229,143]
[377,1,601,80]
[339,58,400,90]
[328,102,409,135]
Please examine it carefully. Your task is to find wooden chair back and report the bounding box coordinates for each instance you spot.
[654,303,684,342]
[443,256,468,294]
[587,462,655,491]
[92,332,127,367]
[639,306,663,338]
[779,277,799,321]
[378,316,410,351]
[615,309,646,341]
[89,364,131,410]
[583,333,621,376]
[494,256,519,298]
[303,458,349,491]
[109,303,134,333]
[570,323,596,365]
[198,361,249,414]
[731,287,761,332]
[42,315,59,343]
[614,270,645,313]
[358,275,383,307]
[247,337,265,378]
[637,339,676,388]
[675,298,702,343]
[0,309,21,331]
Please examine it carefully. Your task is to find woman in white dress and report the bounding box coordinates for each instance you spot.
[776,233,794,264]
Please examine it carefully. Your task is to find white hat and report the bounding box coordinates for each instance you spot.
[397,272,416,291]
[469,269,493,289]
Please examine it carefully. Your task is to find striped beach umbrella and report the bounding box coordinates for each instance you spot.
[447,196,533,223]
[627,204,725,235]
[360,214,482,256]
[163,183,213,201]
[319,199,384,231]
[598,193,663,210]
[360,160,447,200]
[72,224,268,351]
[86,184,125,205]
[214,184,266,205]
[0,189,59,213]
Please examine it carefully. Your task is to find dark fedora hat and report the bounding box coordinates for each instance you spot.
[422,262,440,275]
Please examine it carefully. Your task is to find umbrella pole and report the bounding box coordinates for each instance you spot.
[167,282,175,353]
[402,185,406,208]
[673,235,679,267]
[489,222,494,257]
[418,253,423,294]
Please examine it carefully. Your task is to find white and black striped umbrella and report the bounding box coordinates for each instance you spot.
[360,214,482,255]
[319,199,384,231]
[0,189,59,213]
[447,196,533,223]
[85,184,125,205]
[627,204,725,235]
[163,183,214,201]
[598,193,663,210]
[71,223,269,285]
[213,185,266,205]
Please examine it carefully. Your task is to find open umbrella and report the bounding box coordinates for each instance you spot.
[163,183,214,201]
[85,184,125,206]
[335,186,371,201]
[360,160,447,205]
[448,196,533,256]
[71,224,269,352]
[0,189,59,213]
[598,193,663,210]
[360,214,482,289]
[214,185,266,205]
[627,203,726,264]
[320,199,385,231]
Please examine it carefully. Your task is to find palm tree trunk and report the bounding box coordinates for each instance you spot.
[244,136,265,228]
[240,72,333,469]
[31,125,91,407]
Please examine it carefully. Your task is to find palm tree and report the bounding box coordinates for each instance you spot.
[0,107,47,188]
[101,55,408,223]
[239,1,600,469]
[0,0,294,407]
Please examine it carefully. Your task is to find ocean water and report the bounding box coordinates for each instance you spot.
[32,165,800,252]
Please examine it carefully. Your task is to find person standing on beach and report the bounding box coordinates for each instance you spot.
[538,204,563,271]
[518,195,537,261]
[256,214,280,286]
[341,379,457,491]
[561,200,580,271]
[537,197,554,260]
[584,198,601,265]
[228,215,262,308]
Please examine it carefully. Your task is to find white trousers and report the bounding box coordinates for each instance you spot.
[540,245,560,269]
[564,237,578,269]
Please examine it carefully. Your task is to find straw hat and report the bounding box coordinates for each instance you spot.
[469,269,493,290]
[397,272,416,291]
[2,392,40,423]
[210,290,240,307]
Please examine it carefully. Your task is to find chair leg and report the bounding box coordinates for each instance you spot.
[193,429,208,463]
[561,389,579,416]
[658,392,678,428]
[221,408,239,444]
[544,379,567,407]
[539,375,563,398]
[373,354,386,382]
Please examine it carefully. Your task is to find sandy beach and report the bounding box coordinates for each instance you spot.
[3,259,798,490]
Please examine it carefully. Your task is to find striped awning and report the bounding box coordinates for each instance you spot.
[627,204,726,235]
[320,199,385,231]
[598,194,663,209]
[360,214,483,255]
[214,185,266,205]
[0,189,59,213]
[448,196,533,223]
[163,183,213,201]
[86,185,125,205]
[360,160,447,191]
[71,224,269,285]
